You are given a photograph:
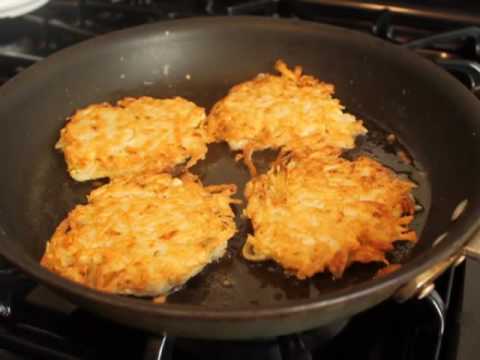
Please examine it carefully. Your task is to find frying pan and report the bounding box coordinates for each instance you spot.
[1,17,480,340]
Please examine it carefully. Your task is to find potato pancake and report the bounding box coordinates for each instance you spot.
[207,60,366,175]
[56,96,210,181]
[243,149,416,279]
[41,173,237,297]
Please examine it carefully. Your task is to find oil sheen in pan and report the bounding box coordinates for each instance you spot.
[167,114,430,307]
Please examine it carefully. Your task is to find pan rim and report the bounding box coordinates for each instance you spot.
[1,224,478,320]
[1,15,480,320]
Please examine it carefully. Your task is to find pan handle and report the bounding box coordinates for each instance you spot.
[394,228,480,302]
[463,228,480,260]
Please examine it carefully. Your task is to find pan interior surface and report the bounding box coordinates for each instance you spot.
[13,101,430,309]
[0,17,479,312]
[167,117,430,307]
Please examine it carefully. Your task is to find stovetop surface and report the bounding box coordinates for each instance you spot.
[1,1,480,359]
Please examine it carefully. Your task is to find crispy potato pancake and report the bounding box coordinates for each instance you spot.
[243,149,416,279]
[41,173,237,297]
[207,60,366,175]
[56,96,210,181]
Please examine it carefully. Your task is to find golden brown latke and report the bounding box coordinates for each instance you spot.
[41,173,237,297]
[56,96,210,181]
[243,148,416,279]
[207,60,366,175]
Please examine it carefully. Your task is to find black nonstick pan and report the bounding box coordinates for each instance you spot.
[1,17,480,340]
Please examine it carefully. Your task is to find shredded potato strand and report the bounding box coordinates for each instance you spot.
[244,150,416,279]
[56,96,211,181]
[207,60,366,174]
[41,173,237,297]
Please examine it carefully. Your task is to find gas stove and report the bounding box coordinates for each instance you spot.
[1,1,480,359]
